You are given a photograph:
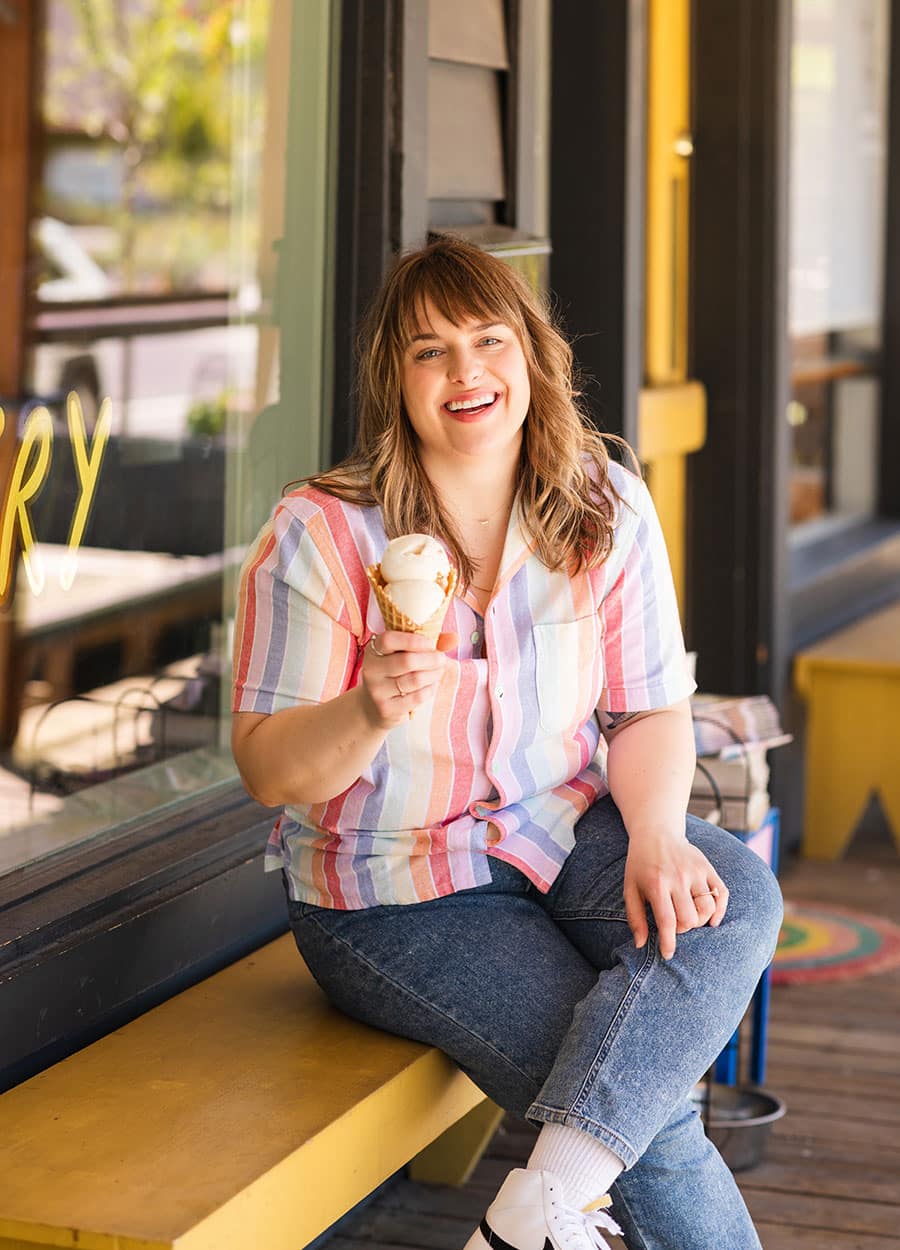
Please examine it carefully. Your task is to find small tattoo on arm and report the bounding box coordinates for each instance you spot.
[603,711,641,730]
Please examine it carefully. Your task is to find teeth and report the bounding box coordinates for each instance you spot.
[446,393,497,412]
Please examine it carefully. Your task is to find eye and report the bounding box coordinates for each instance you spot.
[478,336,502,347]
[415,347,442,361]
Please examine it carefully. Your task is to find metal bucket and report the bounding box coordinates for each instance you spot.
[692,1083,787,1172]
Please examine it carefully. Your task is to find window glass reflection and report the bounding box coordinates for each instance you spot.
[1,0,281,859]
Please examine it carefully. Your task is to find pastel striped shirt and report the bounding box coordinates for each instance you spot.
[232,460,696,908]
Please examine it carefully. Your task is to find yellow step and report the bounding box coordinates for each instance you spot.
[0,934,489,1250]
[794,600,900,859]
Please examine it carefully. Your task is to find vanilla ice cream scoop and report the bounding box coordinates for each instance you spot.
[380,534,450,584]
[385,579,447,624]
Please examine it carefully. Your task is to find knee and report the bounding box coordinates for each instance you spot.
[686,816,784,966]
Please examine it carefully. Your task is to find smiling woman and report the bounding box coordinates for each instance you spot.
[230,235,783,1250]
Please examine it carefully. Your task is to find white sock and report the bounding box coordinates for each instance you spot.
[527,1122,624,1210]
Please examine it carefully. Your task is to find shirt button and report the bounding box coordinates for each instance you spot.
[496,686,504,699]
[470,630,480,644]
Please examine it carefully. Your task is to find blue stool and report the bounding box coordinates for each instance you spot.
[714,808,779,1087]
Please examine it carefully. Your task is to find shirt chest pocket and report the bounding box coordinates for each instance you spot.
[532,615,604,735]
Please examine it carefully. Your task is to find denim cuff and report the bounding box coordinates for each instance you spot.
[526,1102,638,1170]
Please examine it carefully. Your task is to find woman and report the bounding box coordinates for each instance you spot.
[231,238,783,1250]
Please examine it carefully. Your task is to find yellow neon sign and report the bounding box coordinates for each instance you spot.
[0,392,111,601]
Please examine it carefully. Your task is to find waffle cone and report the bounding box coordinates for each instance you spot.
[366,564,457,642]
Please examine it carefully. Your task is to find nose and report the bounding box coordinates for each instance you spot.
[447,346,482,385]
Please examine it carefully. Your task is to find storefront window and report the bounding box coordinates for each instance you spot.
[787,0,889,534]
[0,1,336,871]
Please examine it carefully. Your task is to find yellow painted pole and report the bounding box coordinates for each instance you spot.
[640,0,703,618]
[645,0,691,386]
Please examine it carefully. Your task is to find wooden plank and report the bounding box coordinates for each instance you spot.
[767,1069,900,1103]
[763,1084,900,1124]
[763,1128,900,1174]
[381,1177,490,1222]
[739,1155,900,1205]
[768,989,900,1026]
[765,1041,900,1080]
[764,1020,900,1058]
[346,1208,477,1250]
[768,1111,900,1151]
[755,1223,900,1250]
[745,1187,900,1237]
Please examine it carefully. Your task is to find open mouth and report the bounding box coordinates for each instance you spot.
[442,392,500,421]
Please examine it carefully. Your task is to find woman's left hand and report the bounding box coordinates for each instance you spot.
[623,830,728,960]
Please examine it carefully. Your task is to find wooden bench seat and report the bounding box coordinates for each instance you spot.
[794,599,900,859]
[0,933,499,1250]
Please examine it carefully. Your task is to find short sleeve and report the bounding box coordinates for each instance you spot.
[597,479,697,713]
[232,503,359,715]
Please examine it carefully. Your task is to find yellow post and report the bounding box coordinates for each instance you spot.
[637,384,706,608]
[645,0,691,386]
[640,0,704,619]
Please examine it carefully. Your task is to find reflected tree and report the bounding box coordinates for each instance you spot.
[43,0,267,292]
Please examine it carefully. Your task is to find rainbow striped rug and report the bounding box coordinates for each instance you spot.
[771,901,900,985]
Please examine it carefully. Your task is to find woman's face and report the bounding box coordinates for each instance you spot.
[399,299,531,469]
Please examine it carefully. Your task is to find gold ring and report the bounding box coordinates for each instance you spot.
[395,678,405,697]
[369,638,387,658]
[692,888,718,899]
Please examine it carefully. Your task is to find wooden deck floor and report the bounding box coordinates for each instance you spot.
[328,838,900,1250]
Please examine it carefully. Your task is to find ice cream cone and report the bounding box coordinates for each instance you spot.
[366,564,458,641]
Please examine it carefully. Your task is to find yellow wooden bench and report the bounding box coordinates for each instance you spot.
[794,599,900,859]
[0,933,501,1250]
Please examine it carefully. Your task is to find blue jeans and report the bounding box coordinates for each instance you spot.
[287,796,783,1250]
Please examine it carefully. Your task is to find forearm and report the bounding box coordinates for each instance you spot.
[233,685,389,807]
[604,700,696,840]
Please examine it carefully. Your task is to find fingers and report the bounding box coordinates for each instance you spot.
[651,894,678,961]
[624,881,649,951]
[663,876,729,953]
[362,631,451,725]
[635,872,729,960]
[708,877,729,928]
[370,630,442,656]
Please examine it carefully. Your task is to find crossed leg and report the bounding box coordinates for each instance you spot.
[289,799,782,1249]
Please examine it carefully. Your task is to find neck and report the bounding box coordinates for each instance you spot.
[419,446,520,525]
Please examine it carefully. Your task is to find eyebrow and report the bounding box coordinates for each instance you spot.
[407,321,504,345]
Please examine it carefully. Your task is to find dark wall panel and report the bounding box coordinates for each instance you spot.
[549,1,645,444]
[687,0,790,699]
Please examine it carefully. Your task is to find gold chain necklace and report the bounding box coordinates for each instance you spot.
[475,498,512,527]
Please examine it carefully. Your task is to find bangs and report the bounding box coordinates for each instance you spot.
[389,247,527,352]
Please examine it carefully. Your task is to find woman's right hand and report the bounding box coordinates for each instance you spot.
[360,631,458,728]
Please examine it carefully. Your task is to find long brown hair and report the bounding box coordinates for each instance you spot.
[300,237,637,587]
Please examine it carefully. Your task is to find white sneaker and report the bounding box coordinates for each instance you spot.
[463,1168,623,1250]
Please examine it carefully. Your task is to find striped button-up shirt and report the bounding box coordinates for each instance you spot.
[232,460,695,908]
